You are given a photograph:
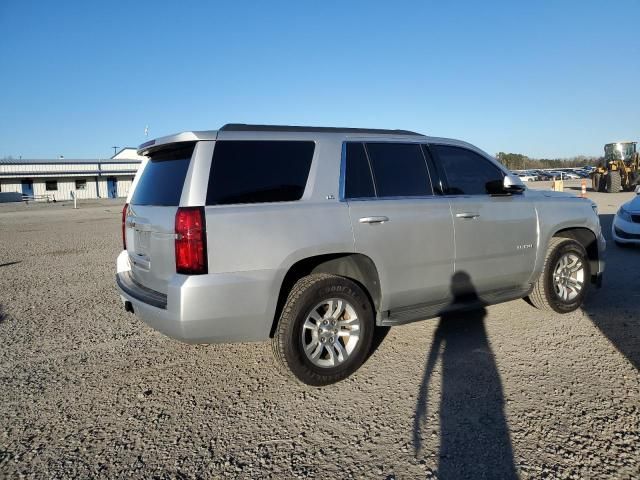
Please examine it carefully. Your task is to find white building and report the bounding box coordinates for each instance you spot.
[0,149,142,200]
[111,147,147,161]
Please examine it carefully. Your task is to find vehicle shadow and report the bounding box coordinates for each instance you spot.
[581,214,640,369]
[413,272,517,479]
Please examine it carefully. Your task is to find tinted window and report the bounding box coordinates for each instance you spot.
[131,143,194,206]
[45,181,57,191]
[365,143,432,197]
[345,143,375,199]
[207,141,314,205]
[432,145,503,195]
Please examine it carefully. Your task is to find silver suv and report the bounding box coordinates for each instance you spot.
[116,124,605,385]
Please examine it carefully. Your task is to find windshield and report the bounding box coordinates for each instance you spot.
[605,143,636,162]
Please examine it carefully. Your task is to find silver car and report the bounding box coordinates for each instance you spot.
[116,124,605,385]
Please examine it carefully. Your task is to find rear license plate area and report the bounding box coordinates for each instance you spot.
[134,230,150,255]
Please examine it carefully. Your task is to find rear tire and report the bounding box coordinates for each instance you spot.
[591,173,601,192]
[606,170,622,193]
[271,274,374,386]
[527,238,590,313]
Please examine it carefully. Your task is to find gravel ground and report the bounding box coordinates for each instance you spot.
[1,184,638,479]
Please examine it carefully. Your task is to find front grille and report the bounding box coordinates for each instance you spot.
[614,227,640,240]
[631,214,640,223]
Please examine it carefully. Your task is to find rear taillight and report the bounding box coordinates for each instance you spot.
[122,203,128,250]
[175,207,208,275]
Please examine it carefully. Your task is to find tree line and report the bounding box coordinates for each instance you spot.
[495,152,601,170]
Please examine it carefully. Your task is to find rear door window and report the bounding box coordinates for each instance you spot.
[365,143,433,197]
[431,145,504,195]
[131,143,195,206]
[206,141,314,205]
[344,142,376,199]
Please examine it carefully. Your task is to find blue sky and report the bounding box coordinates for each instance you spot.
[1,1,639,159]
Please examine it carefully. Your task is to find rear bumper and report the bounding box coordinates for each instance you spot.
[117,271,167,309]
[115,250,281,344]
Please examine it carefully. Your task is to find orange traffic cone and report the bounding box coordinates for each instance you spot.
[581,179,586,198]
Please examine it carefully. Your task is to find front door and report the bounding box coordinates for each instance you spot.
[21,179,33,197]
[344,142,455,311]
[429,144,538,294]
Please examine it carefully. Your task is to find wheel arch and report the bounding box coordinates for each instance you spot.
[269,253,381,338]
[551,227,599,283]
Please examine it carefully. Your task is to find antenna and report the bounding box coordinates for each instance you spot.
[112,146,119,156]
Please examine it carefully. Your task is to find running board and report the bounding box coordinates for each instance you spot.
[381,285,533,327]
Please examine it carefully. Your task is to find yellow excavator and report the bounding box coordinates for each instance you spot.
[591,142,640,193]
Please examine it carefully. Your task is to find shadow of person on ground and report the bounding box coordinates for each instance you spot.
[582,214,640,369]
[413,272,517,479]
[0,261,21,268]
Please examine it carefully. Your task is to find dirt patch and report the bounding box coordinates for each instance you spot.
[0,194,637,479]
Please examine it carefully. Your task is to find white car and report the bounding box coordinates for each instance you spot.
[561,171,581,179]
[517,173,537,182]
[612,186,640,246]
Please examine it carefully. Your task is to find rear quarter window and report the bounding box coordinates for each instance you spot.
[131,143,195,206]
[206,141,314,205]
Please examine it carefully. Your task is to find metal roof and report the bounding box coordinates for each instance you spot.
[0,158,142,165]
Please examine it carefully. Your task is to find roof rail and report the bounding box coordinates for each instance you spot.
[219,123,423,136]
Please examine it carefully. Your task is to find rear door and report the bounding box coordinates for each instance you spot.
[125,143,196,294]
[345,142,455,311]
[429,144,538,294]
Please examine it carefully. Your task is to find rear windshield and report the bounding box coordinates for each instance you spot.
[206,141,314,205]
[131,143,195,206]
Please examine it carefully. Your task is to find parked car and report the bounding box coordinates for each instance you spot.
[561,171,581,179]
[548,170,577,180]
[533,170,553,181]
[612,186,640,246]
[517,173,537,182]
[116,124,606,385]
[571,169,590,178]
[546,170,563,179]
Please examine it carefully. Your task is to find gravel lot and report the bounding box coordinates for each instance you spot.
[1,182,638,479]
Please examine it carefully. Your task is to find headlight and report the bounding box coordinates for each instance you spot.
[617,206,632,222]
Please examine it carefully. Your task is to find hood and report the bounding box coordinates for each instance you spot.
[526,189,576,200]
[622,194,640,212]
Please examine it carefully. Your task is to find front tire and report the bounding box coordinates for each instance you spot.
[606,170,622,193]
[527,238,590,313]
[271,274,374,386]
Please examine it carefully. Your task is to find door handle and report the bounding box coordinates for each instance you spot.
[359,216,389,224]
[455,212,480,219]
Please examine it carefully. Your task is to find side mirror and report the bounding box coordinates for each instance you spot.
[503,174,526,193]
[486,175,526,195]
[635,185,640,195]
